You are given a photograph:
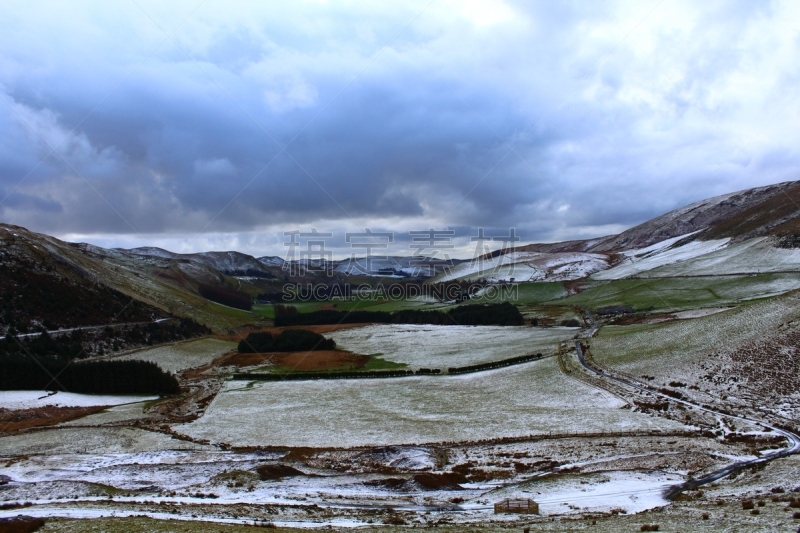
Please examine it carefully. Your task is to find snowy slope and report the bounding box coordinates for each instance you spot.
[642,237,800,277]
[589,180,799,252]
[0,391,156,410]
[433,251,610,283]
[127,248,273,275]
[257,256,285,267]
[592,236,731,280]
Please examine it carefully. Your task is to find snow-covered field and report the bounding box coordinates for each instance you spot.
[0,427,209,456]
[591,290,800,422]
[0,391,156,410]
[328,324,575,369]
[672,307,731,319]
[643,237,800,277]
[176,358,686,448]
[494,469,682,515]
[57,401,154,426]
[433,251,609,283]
[593,236,731,280]
[0,419,765,527]
[116,338,236,373]
[593,291,800,371]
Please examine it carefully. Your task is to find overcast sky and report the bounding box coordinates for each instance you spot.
[1,0,798,258]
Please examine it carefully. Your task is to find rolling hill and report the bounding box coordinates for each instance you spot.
[2,180,800,336]
[434,180,800,283]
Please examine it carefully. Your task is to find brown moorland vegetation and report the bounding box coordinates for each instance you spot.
[0,405,108,435]
[216,350,370,372]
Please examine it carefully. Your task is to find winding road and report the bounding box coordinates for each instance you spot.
[573,331,800,498]
[12,318,173,339]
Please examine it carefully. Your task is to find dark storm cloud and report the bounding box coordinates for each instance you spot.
[1,0,799,254]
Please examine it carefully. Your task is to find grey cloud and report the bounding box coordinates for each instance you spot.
[0,1,798,253]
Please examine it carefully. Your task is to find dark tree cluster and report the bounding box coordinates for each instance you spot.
[1,318,210,360]
[446,302,524,325]
[198,283,253,310]
[422,279,486,302]
[447,353,543,375]
[274,308,388,327]
[0,259,157,333]
[0,331,84,360]
[256,292,289,303]
[238,329,336,353]
[0,356,179,394]
[274,302,524,327]
[596,305,635,316]
[5,319,209,359]
[274,304,299,317]
[233,369,415,381]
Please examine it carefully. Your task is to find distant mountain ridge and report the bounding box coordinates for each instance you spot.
[125,248,276,277]
[587,180,800,252]
[437,180,800,283]
[512,180,800,255]
[2,179,800,331]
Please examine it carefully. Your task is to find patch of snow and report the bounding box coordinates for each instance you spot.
[434,252,609,283]
[0,391,156,410]
[672,308,732,319]
[257,256,284,266]
[328,324,575,369]
[525,470,680,515]
[621,231,702,258]
[176,359,685,448]
[593,238,731,280]
[115,338,235,373]
[643,237,800,277]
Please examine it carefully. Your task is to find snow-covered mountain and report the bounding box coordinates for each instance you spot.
[3,179,800,334]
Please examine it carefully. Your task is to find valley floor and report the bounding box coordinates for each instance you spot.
[2,289,800,531]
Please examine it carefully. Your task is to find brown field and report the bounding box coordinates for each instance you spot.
[0,405,108,435]
[225,323,371,342]
[215,349,370,372]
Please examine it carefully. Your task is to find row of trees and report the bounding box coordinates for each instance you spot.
[1,318,210,360]
[231,353,542,382]
[273,302,524,327]
[0,259,157,332]
[447,353,543,374]
[0,356,180,394]
[198,283,252,311]
[233,369,416,381]
[237,329,336,353]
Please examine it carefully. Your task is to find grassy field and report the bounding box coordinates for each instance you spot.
[469,281,567,305]
[548,273,800,312]
[0,426,209,456]
[252,281,567,317]
[328,324,575,369]
[116,338,236,373]
[36,507,800,533]
[251,352,408,374]
[251,303,275,319]
[259,297,454,316]
[592,291,800,366]
[360,354,408,371]
[641,237,800,277]
[588,289,800,413]
[176,357,685,448]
